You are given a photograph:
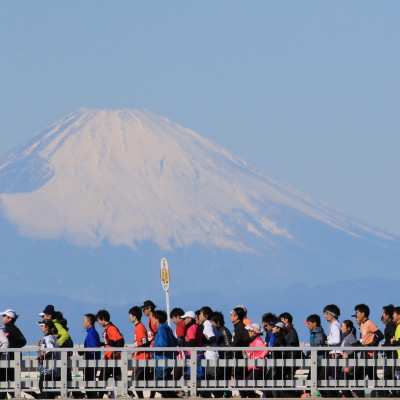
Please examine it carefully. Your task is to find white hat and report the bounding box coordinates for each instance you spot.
[1,309,16,319]
[182,311,196,319]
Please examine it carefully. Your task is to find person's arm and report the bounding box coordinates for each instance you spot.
[370,329,384,346]
[327,323,341,346]
[0,330,9,355]
[384,324,397,346]
[0,331,9,348]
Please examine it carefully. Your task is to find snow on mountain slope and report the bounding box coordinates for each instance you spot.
[0,108,395,253]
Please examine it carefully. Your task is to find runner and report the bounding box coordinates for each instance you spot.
[230,306,250,386]
[352,303,384,397]
[0,309,26,400]
[152,310,178,399]
[128,306,150,399]
[80,313,101,399]
[38,305,70,347]
[139,300,157,346]
[198,306,221,381]
[36,320,60,399]
[96,308,124,398]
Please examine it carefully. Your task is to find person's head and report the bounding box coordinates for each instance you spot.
[199,306,213,324]
[279,312,293,326]
[129,306,142,324]
[382,304,394,324]
[246,323,263,338]
[152,310,167,327]
[392,307,400,324]
[1,309,17,326]
[40,319,58,336]
[40,304,55,320]
[236,305,248,317]
[230,307,245,324]
[83,313,96,330]
[306,314,321,331]
[170,308,184,326]
[341,320,356,336]
[210,311,225,328]
[182,311,196,325]
[262,313,278,332]
[195,310,201,325]
[96,309,110,327]
[354,304,370,325]
[140,300,156,317]
[272,320,285,335]
[323,304,340,323]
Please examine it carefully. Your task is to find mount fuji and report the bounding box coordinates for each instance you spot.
[0,108,399,342]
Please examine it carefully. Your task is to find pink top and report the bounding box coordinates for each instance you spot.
[248,335,268,370]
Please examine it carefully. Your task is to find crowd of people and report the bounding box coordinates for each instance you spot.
[1,302,400,398]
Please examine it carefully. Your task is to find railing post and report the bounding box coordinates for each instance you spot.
[14,350,22,398]
[189,349,197,397]
[310,348,318,397]
[120,349,128,397]
[60,350,68,398]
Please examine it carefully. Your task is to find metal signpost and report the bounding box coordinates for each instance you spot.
[160,257,171,327]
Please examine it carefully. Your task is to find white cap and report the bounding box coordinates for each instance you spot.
[182,311,196,319]
[1,309,16,319]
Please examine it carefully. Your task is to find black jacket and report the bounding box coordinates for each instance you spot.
[5,322,26,348]
[218,325,232,347]
[4,322,26,360]
[270,331,287,360]
[383,320,397,359]
[231,321,250,359]
[284,324,302,359]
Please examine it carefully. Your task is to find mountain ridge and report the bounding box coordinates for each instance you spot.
[0,108,398,304]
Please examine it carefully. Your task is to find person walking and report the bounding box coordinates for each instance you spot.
[128,306,151,399]
[0,309,26,400]
[80,313,101,399]
[36,320,61,399]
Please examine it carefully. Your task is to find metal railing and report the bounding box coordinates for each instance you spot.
[1,346,400,398]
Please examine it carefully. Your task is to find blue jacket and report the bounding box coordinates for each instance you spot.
[310,326,327,347]
[84,326,101,360]
[152,323,178,365]
[308,326,327,359]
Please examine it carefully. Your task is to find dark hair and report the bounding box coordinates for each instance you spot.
[233,307,245,321]
[279,312,293,324]
[383,304,394,319]
[42,319,58,335]
[153,310,167,324]
[85,313,96,326]
[342,320,356,336]
[354,304,370,318]
[306,314,321,326]
[53,311,69,330]
[170,308,184,318]
[210,311,225,326]
[195,310,201,318]
[129,306,142,321]
[393,306,400,315]
[96,309,110,322]
[323,304,340,318]
[200,306,213,320]
[262,313,278,324]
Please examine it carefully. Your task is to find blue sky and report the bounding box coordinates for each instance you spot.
[1,1,399,235]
